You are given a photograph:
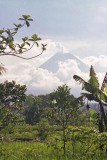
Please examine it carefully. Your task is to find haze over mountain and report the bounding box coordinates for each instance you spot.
[40,52,89,73]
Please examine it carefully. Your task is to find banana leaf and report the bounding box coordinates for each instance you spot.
[73,75,107,104]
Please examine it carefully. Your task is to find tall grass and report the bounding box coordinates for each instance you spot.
[1,124,107,160]
[0,142,107,160]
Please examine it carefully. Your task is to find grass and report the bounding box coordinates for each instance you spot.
[1,124,107,160]
[0,141,107,160]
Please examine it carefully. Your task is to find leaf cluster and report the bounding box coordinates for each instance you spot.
[0,15,47,60]
[0,80,26,107]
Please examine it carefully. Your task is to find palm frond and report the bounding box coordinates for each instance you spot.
[73,75,97,93]
[73,75,86,90]
[81,93,99,102]
[0,64,7,75]
[101,72,107,95]
[88,65,99,88]
[73,74,107,104]
[97,89,107,104]
[73,75,85,84]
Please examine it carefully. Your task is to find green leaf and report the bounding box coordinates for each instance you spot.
[19,49,22,53]
[41,44,47,51]
[19,18,24,21]
[12,32,17,35]
[29,39,34,41]
[14,28,18,31]
[22,37,29,42]
[8,41,14,49]
[36,42,39,47]
[73,74,107,103]
[22,15,31,20]
[88,65,99,88]
[31,34,38,41]
[104,84,107,96]
[5,29,11,36]
[90,109,95,116]
[25,42,30,46]
[81,93,99,102]
[36,37,41,41]
[26,21,30,27]
[20,43,25,48]
[14,23,18,27]
[97,90,107,103]
[0,30,4,34]
[14,23,22,28]
[17,24,22,28]
[27,18,33,21]
[0,45,6,50]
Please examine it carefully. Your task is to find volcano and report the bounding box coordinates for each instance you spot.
[40,52,89,73]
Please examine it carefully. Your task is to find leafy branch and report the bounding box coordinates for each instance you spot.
[0,15,47,60]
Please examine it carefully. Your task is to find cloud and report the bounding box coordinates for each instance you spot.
[1,38,107,96]
[83,55,107,73]
[0,52,88,96]
[0,39,67,95]
[0,39,66,68]
[56,59,81,81]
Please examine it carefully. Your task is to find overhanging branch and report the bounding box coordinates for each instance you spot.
[0,50,44,60]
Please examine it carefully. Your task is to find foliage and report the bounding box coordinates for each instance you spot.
[73,66,107,133]
[0,80,26,127]
[51,84,80,125]
[101,72,107,96]
[24,95,43,125]
[0,15,47,73]
[0,125,107,159]
[36,118,51,140]
[88,65,99,88]
[24,94,53,125]
[0,82,107,159]
[51,84,81,154]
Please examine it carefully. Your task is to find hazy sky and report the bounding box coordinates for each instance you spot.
[1,1,107,40]
[1,0,107,95]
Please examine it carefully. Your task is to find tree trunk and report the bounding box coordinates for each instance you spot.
[99,101,107,151]
[99,101,107,131]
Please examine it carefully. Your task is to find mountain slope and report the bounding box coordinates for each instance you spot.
[40,52,89,73]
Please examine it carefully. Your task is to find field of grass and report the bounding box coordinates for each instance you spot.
[0,141,107,160]
[0,124,107,160]
[0,142,105,160]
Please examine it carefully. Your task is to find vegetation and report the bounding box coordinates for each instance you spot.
[73,65,107,133]
[0,15,46,73]
[1,78,107,159]
[1,16,107,159]
[0,80,26,128]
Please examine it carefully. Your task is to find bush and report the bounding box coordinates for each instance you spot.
[36,119,51,140]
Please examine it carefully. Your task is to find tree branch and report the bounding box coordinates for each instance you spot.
[0,50,44,60]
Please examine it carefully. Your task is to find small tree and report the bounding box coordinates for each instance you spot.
[51,84,80,155]
[24,95,43,125]
[0,80,26,127]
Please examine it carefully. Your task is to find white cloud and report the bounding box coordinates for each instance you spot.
[0,39,66,68]
[83,55,107,68]
[0,65,62,94]
[0,39,67,94]
[1,38,107,96]
[56,59,81,81]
